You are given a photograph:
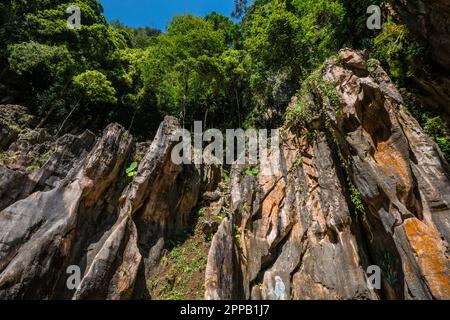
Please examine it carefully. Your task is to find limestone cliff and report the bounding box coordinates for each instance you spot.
[205,49,450,300]
[0,50,449,300]
[0,116,217,299]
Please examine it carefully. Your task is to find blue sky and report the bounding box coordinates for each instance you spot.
[100,0,236,30]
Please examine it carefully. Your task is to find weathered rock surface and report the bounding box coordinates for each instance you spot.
[0,129,96,212]
[0,116,218,299]
[205,217,242,300]
[394,0,450,71]
[1,52,449,300]
[0,123,132,299]
[329,49,450,299]
[205,49,450,300]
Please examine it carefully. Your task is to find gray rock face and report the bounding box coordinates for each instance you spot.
[0,130,96,212]
[1,54,449,300]
[0,116,219,299]
[327,50,450,299]
[0,167,30,211]
[205,49,450,300]
[29,130,96,192]
[205,218,242,300]
[0,123,132,299]
[395,0,450,71]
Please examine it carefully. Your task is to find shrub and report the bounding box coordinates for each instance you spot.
[423,116,450,161]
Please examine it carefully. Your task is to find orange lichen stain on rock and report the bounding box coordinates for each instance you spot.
[374,141,412,190]
[116,269,130,293]
[404,218,450,299]
[259,178,285,241]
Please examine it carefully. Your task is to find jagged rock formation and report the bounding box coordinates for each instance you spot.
[205,49,450,300]
[0,50,449,300]
[0,122,132,299]
[0,129,96,211]
[0,116,217,299]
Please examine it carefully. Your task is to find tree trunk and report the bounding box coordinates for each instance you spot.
[56,102,80,136]
[204,109,209,128]
[182,72,189,128]
[128,108,137,133]
[36,103,58,129]
[234,86,241,127]
[36,81,71,129]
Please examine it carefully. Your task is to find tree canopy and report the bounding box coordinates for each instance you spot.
[0,0,447,158]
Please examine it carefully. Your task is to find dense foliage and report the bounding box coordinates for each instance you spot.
[0,0,156,136]
[0,0,448,157]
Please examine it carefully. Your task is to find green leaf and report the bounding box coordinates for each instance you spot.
[125,162,139,177]
[243,167,259,176]
[127,171,137,177]
[126,161,138,172]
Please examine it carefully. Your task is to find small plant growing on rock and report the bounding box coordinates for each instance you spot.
[125,161,139,177]
[217,213,225,224]
[423,116,450,161]
[378,252,401,293]
[367,59,378,78]
[223,168,231,182]
[0,151,16,163]
[234,226,244,248]
[197,207,206,217]
[242,167,259,177]
[350,184,367,221]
